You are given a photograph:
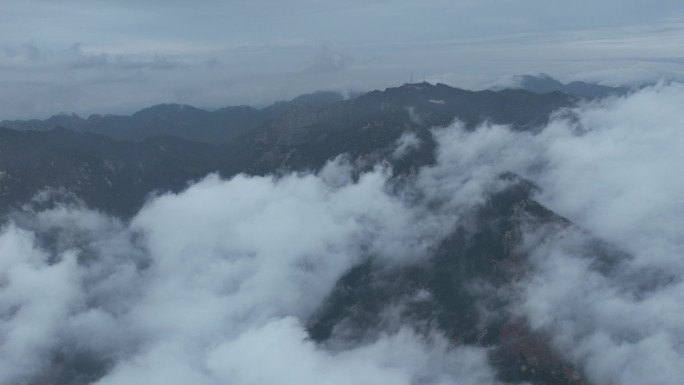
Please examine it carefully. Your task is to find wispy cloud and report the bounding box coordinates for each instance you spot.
[0,42,182,71]
[303,44,354,73]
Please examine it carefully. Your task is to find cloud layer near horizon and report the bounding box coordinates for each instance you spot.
[2,83,684,384]
[3,0,684,118]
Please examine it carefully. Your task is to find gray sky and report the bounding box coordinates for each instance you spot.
[2,0,684,119]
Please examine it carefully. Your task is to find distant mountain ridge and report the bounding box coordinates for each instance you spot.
[0,83,576,147]
[0,77,629,143]
[0,91,348,144]
[498,73,630,98]
[0,82,576,216]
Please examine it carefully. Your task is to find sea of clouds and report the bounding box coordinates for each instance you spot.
[1,82,683,384]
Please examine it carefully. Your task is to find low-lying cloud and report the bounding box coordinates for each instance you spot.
[421,82,684,385]
[0,151,504,384]
[2,82,684,384]
[515,84,684,385]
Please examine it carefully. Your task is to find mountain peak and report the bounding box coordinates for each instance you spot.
[400,81,435,89]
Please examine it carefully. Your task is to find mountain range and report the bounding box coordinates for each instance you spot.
[1,76,601,145]
[0,82,574,217]
[0,91,348,143]
[498,73,630,98]
[0,81,619,385]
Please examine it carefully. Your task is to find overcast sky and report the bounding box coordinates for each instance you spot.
[2,0,684,119]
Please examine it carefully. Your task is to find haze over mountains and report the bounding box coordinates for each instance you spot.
[495,74,630,99]
[1,78,683,385]
[0,75,618,144]
[0,91,349,143]
[0,82,573,217]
